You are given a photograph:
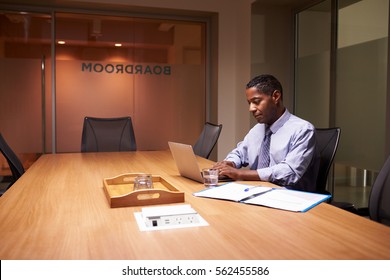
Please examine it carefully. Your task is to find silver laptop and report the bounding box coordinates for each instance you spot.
[168,141,204,182]
[168,141,234,183]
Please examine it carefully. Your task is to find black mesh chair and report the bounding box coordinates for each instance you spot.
[193,122,222,159]
[0,133,25,195]
[367,154,390,225]
[81,116,137,152]
[315,128,341,195]
[315,127,357,212]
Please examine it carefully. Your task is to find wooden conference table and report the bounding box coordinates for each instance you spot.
[0,151,389,260]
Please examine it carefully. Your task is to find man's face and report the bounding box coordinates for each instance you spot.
[246,87,279,125]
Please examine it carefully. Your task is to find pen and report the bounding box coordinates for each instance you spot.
[244,186,260,192]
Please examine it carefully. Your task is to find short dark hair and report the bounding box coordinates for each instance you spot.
[246,74,283,97]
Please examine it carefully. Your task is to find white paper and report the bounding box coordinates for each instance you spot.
[193,182,331,212]
[193,182,272,202]
[244,188,330,212]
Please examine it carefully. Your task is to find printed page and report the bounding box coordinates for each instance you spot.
[193,182,271,202]
[244,188,330,212]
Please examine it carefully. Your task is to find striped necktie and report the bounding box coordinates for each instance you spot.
[257,128,272,168]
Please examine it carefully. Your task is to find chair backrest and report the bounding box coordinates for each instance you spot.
[0,133,25,184]
[315,127,341,194]
[193,122,222,159]
[81,116,137,152]
[369,154,390,225]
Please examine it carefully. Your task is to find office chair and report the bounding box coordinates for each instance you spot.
[315,128,341,195]
[193,122,222,159]
[367,154,390,225]
[315,128,357,212]
[0,133,25,196]
[81,116,137,152]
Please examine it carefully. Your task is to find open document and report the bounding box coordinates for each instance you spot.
[193,182,331,212]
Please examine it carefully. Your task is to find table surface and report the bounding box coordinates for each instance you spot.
[0,151,389,260]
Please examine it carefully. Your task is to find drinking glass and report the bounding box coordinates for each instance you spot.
[133,174,153,191]
[201,168,218,188]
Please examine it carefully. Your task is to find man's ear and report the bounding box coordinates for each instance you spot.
[272,90,282,104]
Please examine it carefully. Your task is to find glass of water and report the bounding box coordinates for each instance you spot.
[201,168,218,188]
[133,174,154,191]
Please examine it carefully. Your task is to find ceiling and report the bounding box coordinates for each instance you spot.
[255,0,311,6]
[0,0,314,11]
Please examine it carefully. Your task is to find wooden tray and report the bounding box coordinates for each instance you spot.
[103,173,185,208]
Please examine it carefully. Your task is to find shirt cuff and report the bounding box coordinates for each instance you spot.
[257,167,272,181]
[224,156,241,169]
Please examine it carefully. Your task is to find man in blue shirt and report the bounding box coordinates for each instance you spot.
[213,74,319,192]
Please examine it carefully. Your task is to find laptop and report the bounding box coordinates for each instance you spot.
[168,141,233,183]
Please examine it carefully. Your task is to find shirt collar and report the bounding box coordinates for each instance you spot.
[269,108,291,134]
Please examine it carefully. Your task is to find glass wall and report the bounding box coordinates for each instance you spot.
[295,0,389,208]
[0,9,207,179]
[295,0,332,127]
[335,0,388,207]
[55,13,206,152]
[0,11,51,180]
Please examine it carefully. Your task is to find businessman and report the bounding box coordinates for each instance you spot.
[213,74,319,192]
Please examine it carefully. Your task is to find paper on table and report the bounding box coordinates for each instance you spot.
[193,182,271,202]
[244,188,330,212]
[193,182,331,212]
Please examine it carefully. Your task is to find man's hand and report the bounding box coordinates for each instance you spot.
[212,161,260,181]
[212,160,235,169]
[213,161,240,179]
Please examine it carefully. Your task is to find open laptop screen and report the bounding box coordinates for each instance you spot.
[168,141,234,183]
[168,141,204,183]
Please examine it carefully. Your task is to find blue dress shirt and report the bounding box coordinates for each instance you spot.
[225,109,319,192]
